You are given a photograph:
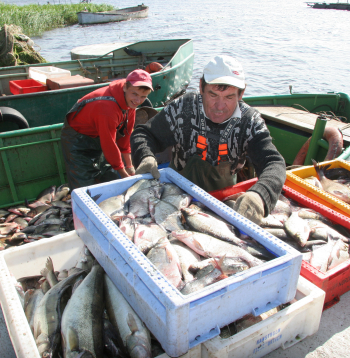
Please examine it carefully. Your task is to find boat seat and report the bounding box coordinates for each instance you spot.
[254,105,350,142]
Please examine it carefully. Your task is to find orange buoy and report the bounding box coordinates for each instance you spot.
[293,126,343,165]
[145,62,164,74]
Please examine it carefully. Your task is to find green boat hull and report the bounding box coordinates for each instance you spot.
[0,39,194,130]
[1,91,349,208]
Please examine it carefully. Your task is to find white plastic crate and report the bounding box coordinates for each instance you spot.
[0,232,199,358]
[28,66,71,84]
[72,168,303,357]
[202,276,325,358]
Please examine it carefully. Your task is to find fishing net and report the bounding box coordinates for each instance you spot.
[0,24,47,67]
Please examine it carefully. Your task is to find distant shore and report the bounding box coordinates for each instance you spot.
[0,2,115,36]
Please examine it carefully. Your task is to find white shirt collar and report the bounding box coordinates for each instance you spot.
[202,102,242,124]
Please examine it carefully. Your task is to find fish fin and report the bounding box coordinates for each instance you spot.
[311,159,322,180]
[126,312,139,334]
[193,238,205,252]
[40,267,48,278]
[46,256,54,271]
[66,326,80,353]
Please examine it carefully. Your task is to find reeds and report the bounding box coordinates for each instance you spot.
[0,2,115,36]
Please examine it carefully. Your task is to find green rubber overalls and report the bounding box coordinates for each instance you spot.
[61,96,128,190]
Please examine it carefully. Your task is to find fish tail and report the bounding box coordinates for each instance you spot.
[46,257,54,271]
[127,312,139,334]
[40,267,48,278]
[312,159,324,180]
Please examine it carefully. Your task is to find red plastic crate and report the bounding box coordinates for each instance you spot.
[9,79,47,95]
[209,179,350,310]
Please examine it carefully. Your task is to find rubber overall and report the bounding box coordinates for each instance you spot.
[61,96,127,190]
[170,95,237,192]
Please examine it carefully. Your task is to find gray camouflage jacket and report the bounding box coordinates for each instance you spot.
[131,92,286,215]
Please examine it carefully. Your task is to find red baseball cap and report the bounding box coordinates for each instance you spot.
[126,69,153,91]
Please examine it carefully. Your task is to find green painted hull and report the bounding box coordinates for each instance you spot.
[0,39,194,130]
[1,91,349,208]
[245,92,350,165]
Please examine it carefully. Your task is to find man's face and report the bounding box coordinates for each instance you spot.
[123,84,152,109]
[200,81,244,123]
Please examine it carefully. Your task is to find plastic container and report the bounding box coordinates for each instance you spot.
[285,159,350,217]
[202,275,325,358]
[9,79,47,95]
[28,66,71,84]
[46,75,94,90]
[72,168,302,357]
[210,179,350,310]
[0,231,201,358]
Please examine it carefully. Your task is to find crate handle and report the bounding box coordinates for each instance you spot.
[189,325,220,349]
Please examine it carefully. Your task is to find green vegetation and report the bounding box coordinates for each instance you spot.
[0,2,115,36]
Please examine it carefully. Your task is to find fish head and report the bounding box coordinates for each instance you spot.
[331,189,350,204]
[181,207,197,218]
[126,332,152,358]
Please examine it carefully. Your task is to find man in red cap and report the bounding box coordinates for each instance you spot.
[61,69,153,190]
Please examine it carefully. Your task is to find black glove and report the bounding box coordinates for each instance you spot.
[233,191,264,225]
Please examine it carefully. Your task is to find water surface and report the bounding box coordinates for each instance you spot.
[4,0,350,96]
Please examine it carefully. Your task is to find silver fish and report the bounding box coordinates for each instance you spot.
[40,257,59,288]
[312,159,350,203]
[284,212,311,247]
[327,239,350,271]
[161,183,185,198]
[181,208,244,247]
[53,184,70,202]
[98,195,126,220]
[146,237,182,288]
[104,274,152,358]
[33,270,84,358]
[119,217,136,240]
[124,178,159,204]
[128,186,162,218]
[180,260,227,295]
[61,265,104,358]
[149,198,184,232]
[24,288,44,334]
[133,223,167,254]
[191,257,249,276]
[162,193,192,210]
[172,230,263,267]
[171,239,201,283]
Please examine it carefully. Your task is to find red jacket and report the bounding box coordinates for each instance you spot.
[67,79,135,171]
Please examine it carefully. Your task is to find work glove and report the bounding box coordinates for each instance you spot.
[135,156,160,179]
[125,166,135,176]
[233,191,265,225]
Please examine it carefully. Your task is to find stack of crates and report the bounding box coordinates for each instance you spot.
[71,168,303,357]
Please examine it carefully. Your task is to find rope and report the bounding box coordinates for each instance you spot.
[77,59,92,76]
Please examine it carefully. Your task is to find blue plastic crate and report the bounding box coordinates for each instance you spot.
[72,168,302,357]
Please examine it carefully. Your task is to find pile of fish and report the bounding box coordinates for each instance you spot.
[302,160,350,204]
[0,184,73,250]
[225,190,350,273]
[94,179,274,295]
[15,249,161,358]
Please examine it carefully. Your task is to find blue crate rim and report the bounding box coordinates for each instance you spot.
[72,168,302,305]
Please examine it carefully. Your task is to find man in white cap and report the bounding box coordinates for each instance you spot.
[130,55,285,225]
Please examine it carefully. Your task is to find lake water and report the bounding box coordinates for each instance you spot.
[3,0,350,96]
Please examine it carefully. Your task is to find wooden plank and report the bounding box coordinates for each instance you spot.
[254,105,350,144]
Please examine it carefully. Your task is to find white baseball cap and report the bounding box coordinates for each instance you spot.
[203,55,245,89]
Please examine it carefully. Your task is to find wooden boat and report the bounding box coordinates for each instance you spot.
[0,39,194,130]
[306,1,350,10]
[77,4,149,25]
